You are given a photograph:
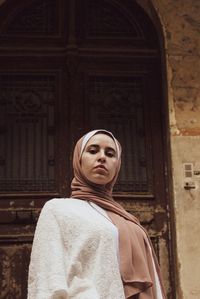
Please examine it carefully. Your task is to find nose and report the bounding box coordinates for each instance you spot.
[98,150,106,162]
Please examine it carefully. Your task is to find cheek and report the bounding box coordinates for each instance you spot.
[81,159,87,172]
[80,156,85,171]
[110,160,118,175]
[81,154,92,172]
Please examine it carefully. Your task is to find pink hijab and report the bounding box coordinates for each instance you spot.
[71,129,165,299]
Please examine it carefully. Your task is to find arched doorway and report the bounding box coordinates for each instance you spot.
[0,0,173,297]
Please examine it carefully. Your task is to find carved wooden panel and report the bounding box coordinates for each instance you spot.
[0,0,173,298]
[86,75,153,195]
[0,242,31,299]
[77,0,158,47]
[84,0,141,38]
[0,73,57,193]
[0,0,60,36]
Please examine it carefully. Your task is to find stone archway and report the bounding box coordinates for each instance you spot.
[0,1,174,297]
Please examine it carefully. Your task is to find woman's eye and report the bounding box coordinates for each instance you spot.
[106,151,115,157]
[88,149,97,154]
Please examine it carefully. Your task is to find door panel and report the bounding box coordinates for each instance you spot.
[0,241,31,298]
[0,0,172,298]
[84,72,154,195]
[0,72,57,193]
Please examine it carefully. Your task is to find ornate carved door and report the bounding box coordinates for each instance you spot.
[0,0,173,298]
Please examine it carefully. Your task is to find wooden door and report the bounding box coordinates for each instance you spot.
[0,0,173,298]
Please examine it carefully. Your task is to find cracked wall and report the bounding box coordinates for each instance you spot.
[152,0,200,298]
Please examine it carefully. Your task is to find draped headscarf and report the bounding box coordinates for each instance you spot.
[71,129,165,299]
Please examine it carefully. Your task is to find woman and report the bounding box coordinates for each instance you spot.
[28,129,165,299]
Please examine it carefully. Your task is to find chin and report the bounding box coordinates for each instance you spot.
[87,174,111,185]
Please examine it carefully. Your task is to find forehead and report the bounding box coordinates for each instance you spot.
[85,133,117,150]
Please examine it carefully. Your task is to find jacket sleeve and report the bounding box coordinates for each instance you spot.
[27,202,69,299]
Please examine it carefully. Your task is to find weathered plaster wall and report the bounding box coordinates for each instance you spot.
[152,1,200,298]
[171,137,200,299]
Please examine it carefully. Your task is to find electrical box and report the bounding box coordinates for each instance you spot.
[183,163,196,190]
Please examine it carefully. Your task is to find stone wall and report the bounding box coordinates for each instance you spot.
[152,0,200,298]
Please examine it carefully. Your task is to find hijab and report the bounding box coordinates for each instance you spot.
[71,129,165,299]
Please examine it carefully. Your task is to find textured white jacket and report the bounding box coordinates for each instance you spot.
[28,198,125,299]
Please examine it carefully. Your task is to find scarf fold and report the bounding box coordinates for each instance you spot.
[70,129,166,299]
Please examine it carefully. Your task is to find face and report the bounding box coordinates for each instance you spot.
[81,133,118,185]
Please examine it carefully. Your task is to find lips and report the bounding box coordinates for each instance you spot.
[94,165,108,173]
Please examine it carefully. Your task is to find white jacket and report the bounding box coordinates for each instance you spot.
[28,198,125,299]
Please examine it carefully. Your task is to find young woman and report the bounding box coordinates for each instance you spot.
[28,129,165,299]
